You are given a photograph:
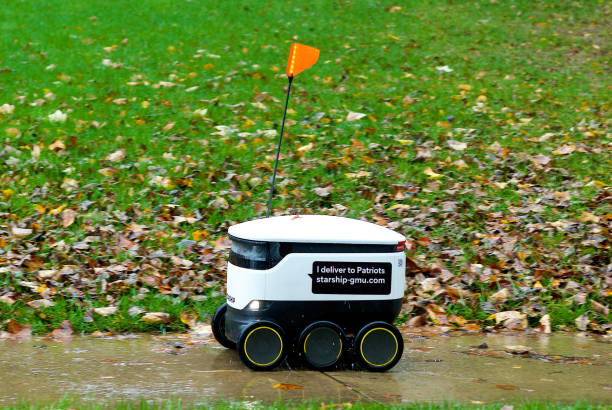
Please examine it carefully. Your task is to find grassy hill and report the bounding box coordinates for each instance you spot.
[0,0,609,334]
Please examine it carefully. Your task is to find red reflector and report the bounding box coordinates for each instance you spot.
[396,241,406,250]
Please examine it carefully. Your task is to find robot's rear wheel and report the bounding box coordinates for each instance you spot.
[354,321,403,372]
[238,321,287,371]
[299,321,345,370]
[212,303,236,349]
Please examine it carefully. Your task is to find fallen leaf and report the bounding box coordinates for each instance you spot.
[128,306,145,317]
[346,111,366,121]
[489,288,509,302]
[0,295,16,305]
[105,149,126,162]
[48,110,67,123]
[192,230,207,241]
[345,170,371,179]
[213,236,232,251]
[141,312,170,324]
[209,197,229,210]
[531,154,551,166]
[590,300,609,316]
[0,103,15,115]
[553,144,576,155]
[273,383,302,391]
[61,178,79,192]
[313,186,333,197]
[489,311,527,329]
[50,320,73,338]
[4,319,31,338]
[27,299,55,309]
[574,314,589,331]
[424,167,443,179]
[98,167,118,177]
[5,127,21,137]
[180,312,197,328]
[61,209,77,228]
[493,385,518,391]
[407,315,427,327]
[539,314,551,333]
[94,306,118,317]
[447,140,467,151]
[578,211,600,224]
[49,139,66,152]
[297,142,314,152]
[11,226,32,238]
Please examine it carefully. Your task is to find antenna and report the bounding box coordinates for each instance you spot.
[266,43,320,218]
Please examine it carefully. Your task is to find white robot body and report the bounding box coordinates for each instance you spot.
[214,215,407,371]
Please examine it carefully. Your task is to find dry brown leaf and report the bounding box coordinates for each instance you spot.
[213,236,232,251]
[489,288,509,302]
[590,300,609,316]
[94,306,118,317]
[490,311,527,329]
[209,197,229,210]
[346,111,366,121]
[273,383,302,391]
[50,320,73,338]
[180,312,197,328]
[6,319,32,337]
[552,144,576,155]
[493,385,518,391]
[531,154,550,166]
[61,209,77,228]
[407,315,427,327]
[27,299,55,309]
[105,149,126,162]
[578,211,600,224]
[574,314,589,331]
[98,167,118,177]
[539,314,551,333]
[0,295,15,305]
[141,312,170,324]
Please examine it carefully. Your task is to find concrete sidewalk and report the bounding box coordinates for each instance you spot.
[0,333,610,405]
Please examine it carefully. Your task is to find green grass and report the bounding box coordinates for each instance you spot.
[0,0,610,333]
[2,398,608,410]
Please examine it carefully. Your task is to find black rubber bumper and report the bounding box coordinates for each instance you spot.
[225,298,402,344]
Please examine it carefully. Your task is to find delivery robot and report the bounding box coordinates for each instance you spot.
[212,214,406,371]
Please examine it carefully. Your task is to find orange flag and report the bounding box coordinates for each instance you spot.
[286,43,320,77]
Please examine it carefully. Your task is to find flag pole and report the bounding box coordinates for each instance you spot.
[266,75,294,218]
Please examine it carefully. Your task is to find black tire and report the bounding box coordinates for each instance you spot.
[299,321,345,370]
[354,321,403,372]
[212,303,236,349]
[238,321,287,371]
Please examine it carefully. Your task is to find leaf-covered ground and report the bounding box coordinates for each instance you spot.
[0,0,610,334]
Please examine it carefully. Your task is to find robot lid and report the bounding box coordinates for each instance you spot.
[228,215,405,245]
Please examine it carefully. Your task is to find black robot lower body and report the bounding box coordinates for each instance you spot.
[225,298,402,344]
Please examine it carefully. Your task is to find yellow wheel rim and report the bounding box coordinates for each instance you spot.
[304,330,343,360]
[359,327,398,367]
[244,326,283,366]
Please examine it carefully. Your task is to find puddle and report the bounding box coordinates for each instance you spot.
[0,333,610,405]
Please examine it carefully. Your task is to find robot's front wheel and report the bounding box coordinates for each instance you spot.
[212,303,236,349]
[299,321,345,370]
[238,321,287,371]
[354,321,403,372]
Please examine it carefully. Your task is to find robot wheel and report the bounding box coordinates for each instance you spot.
[211,303,236,350]
[238,321,287,371]
[299,321,345,370]
[354,321,403,372]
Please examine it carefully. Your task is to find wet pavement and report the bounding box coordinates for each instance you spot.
[0,332,610,405]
